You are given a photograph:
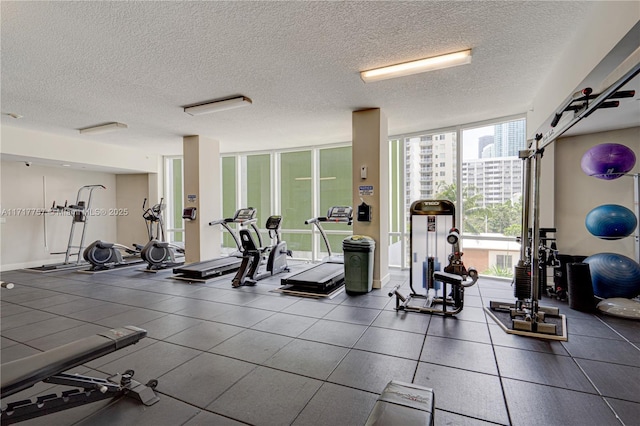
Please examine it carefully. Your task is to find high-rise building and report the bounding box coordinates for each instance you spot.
[478,135,494,158]
[462,157,523,205]
[404,132,457,206]
[493,120,526,157]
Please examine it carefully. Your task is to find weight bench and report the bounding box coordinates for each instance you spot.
[365,381,435,426]
[1,326,158,424]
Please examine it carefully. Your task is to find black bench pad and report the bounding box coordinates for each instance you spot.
[1,326,146,398]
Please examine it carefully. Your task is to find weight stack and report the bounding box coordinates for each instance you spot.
[567,263,595,312]
[514,265,531,300]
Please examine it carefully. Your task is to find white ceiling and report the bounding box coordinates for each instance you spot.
[0,1,633,158]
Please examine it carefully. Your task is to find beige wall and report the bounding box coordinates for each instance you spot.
[0,161,117,270]
[183,136,221,263]
[116,174,151,246]
[2,126,159,173]
[352,109,390,289]
[555,127,639,258]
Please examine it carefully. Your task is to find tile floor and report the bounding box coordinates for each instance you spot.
[0,262,638,426]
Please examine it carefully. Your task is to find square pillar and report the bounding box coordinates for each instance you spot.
[183,135,221,263]
[352,109,390,289]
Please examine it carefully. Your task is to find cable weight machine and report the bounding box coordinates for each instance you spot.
[486,57,640,340]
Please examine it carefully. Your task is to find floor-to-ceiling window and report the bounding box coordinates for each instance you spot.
[389,130,457,267]
[389,115,525,277]
[280,150,313,259]
[460,117,525,277]
[389,138,404,267]
[164,156,184,244]
[220,156,237,252]
[317,146,352,258]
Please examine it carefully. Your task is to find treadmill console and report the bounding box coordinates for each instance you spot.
[265,215,283,230]
[234,208,257,223]
[326,206,353,223]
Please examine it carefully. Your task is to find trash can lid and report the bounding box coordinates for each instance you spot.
[351,235,373,241]
[343,235,375,248]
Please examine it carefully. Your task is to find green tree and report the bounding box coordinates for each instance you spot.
[435,183,522,236]
[486,199,522,235]
[435,182,487,234]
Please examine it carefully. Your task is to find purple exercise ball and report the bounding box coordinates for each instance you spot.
[580,143,636,180]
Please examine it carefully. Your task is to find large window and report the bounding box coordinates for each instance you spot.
[389,139,404,267]
[280,151,313,259]
[318,146,352,258]
[221,156,237,251]
[215,146,352,261]
[389,116,525,277]
[245,154,271,226]
[389,130,457,267]
[459,118,525,277]
[164,156,184,243]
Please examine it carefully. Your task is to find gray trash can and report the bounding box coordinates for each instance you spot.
[343,235,375,294]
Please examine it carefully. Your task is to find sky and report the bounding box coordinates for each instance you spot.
[462,125,494,160]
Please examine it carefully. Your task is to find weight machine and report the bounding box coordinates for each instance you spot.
[486,52,640,340]
[389,200,478,316]
[28,184,106,272]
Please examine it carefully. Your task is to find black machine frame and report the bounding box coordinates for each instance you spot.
[171,208,262,281]
[280,206,353,294]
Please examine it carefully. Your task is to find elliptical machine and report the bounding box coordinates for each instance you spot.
[82,198,168,272]
[139,198,185,271]
[231,215,291,287]
[82,240,142,271]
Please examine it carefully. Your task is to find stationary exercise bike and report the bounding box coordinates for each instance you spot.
[139,198,185,271]
[231,215,291,287]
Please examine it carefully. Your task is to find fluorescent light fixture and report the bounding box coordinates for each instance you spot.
[360,49,472,83]
[79,122,128,135]
[184,96,252,116]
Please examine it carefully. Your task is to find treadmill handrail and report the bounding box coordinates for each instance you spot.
[304,206,353,258]
[209,219,242,250]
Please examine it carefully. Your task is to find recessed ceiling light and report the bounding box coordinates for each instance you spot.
[184,96,252,116]
[3,112,23,119]
[62,164,71,167]
[360,49,472,83]
[79,122,128,135]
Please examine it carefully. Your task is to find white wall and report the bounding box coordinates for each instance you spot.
[555,127,639,259]
[1,126,159,173]
[528,4,639,137]
[116,174,152,246]
[0,161,117,270]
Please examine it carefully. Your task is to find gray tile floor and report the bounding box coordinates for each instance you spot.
[1,262,639,426]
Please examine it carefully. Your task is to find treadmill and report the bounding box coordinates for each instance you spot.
[281,206,352,291]
[172,208,262,281]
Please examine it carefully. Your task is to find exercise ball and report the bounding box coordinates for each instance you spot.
[584,253,640,299]
[585,204,637,240]
[580,143,636,180]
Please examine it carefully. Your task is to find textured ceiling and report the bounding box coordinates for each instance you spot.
[0,1,606,155]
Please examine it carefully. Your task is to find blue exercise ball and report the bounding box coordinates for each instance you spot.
[585,204,637,240]
[584,253,640,299]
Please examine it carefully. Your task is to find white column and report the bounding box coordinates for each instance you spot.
[352,109,390,289]
[183,135,221,263]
